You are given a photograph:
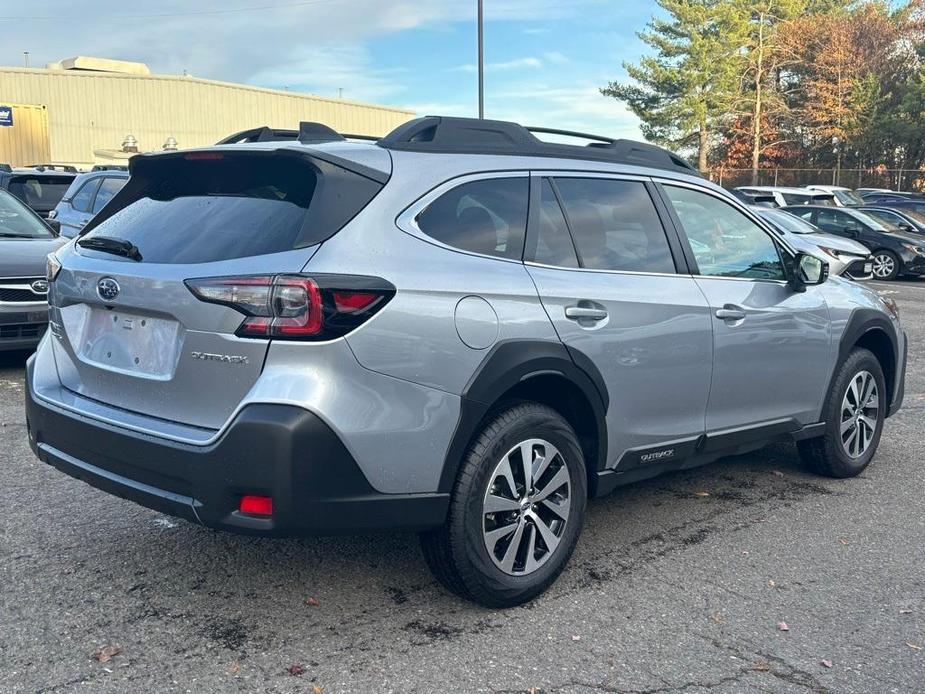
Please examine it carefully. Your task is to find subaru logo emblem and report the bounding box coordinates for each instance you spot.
[30,279,49,294]
[97,277,120,302]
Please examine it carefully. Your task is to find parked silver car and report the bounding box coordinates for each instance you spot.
[752,206,872,279]
[25,117,907,606]
[50,169,129,238]
[0,190,67,351]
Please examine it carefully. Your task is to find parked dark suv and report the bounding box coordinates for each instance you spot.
[0,165,77,219]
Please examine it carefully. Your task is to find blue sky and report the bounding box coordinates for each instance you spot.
[0,0,660,138]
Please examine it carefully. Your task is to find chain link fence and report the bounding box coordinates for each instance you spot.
[705,167,925,191]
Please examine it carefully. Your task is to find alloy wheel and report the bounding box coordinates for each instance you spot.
[840,370,879,459]
[872,253,895,279]
[482,438,571,576]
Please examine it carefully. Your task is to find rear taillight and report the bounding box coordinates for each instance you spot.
[185,274,394,341]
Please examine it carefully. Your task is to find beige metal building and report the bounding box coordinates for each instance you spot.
[0,57,415,168]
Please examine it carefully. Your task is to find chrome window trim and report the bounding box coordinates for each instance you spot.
[524,260,689,279]
[395,170,530,265]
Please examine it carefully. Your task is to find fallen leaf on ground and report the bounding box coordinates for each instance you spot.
[777,622,789,631]
[710,613,725,624]
[768,580,776,588]
[754,660,770,671]
[693,491,710,497]
[288,664,305,675]
[93,645,121,663]
[906,642,922,651]
[838,538,850,546]
[229,663,241,675]
[821,659,833,668]
[311,686,323,694]
[771,470,784,477]
[305,597,320,606]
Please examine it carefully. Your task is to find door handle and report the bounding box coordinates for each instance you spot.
[565,305,608,321]
[715,305,747,321]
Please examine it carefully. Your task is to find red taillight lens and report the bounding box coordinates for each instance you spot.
[185,274,393,341]
[184,151,225,161]
[239,495,273,516]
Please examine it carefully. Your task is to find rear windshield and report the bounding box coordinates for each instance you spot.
[833,189,864,206]
[758,208,819,234]
[81,152,383,264]
[8,175,72,210]
[0,191,54,238]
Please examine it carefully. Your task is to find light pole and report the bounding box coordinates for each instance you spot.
[477,0,484,118]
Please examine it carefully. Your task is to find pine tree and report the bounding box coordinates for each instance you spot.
[601,0,742,171]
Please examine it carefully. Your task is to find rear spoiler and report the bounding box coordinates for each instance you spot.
[80,147,390,237]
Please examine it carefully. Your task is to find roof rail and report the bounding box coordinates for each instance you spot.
[26,163,78,173]
[217,123,379,146]
[90,164,129,172]
[378,116,699,175]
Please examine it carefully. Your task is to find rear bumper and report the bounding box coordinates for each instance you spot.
[24,357,448,536]
[899,253,925,276]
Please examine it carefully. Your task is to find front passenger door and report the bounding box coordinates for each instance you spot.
[660,184,832,435]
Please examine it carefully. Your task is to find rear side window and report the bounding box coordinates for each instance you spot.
[92,177,127,213]
[82,153,383,264]
[553,177,675,273]
[415,177,528,259]
[70,179,101,213]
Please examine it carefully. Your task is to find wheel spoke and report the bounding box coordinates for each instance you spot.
[840,417,855,435]
[499,521,526,572]
[485,521,518,551]
[531,513,561,554]
[522,523,539,574]
[542,494,571,520]
[864,392,879,410]
[484,493,520,514]
[843,426,858,454]
[848,377,860,408]
[519,442,535,492]
[533,442,559,484]
[496,457,518,499]
[858,414,877,433]
[533,466,569,502]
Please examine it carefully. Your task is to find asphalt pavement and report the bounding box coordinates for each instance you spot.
[1,278,923,693]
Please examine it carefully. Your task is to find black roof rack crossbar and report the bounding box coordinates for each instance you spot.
[26,163,78,173]
[378,116,699,176]
[525,126,615,144]
[90,164,129,172]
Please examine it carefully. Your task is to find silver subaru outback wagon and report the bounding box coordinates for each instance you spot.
[25,117,907,607]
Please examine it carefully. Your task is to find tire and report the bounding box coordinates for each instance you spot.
[798,348,886,478]
[871,250,900,280]
[420,402,587,608]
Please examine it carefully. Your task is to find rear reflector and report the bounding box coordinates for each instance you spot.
[239,495,273,516]
[183,151,225,160]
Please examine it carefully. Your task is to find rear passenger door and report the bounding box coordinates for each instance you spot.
[658,183,831,435]
[525,173,714,470]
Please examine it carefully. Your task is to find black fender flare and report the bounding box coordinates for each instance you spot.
[827,308,901,414]
[438,340,609,493]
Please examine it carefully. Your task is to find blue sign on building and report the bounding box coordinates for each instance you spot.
[0,106,12,127]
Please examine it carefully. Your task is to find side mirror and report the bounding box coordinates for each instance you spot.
[899,222,913,232]
[44,218,61,235]
[789,252,828,292]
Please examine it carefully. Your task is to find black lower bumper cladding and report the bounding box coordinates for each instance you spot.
[24,358,448,536]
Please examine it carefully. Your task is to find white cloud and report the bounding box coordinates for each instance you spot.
[543,51,569,65]
[454,57,544,74]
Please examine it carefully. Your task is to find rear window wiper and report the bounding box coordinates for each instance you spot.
[77,235,143,261]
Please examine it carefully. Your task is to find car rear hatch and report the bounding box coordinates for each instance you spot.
[48,147,387,431]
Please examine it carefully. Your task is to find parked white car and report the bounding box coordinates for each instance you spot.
[735,186,835,207]
[804,185,865,207]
